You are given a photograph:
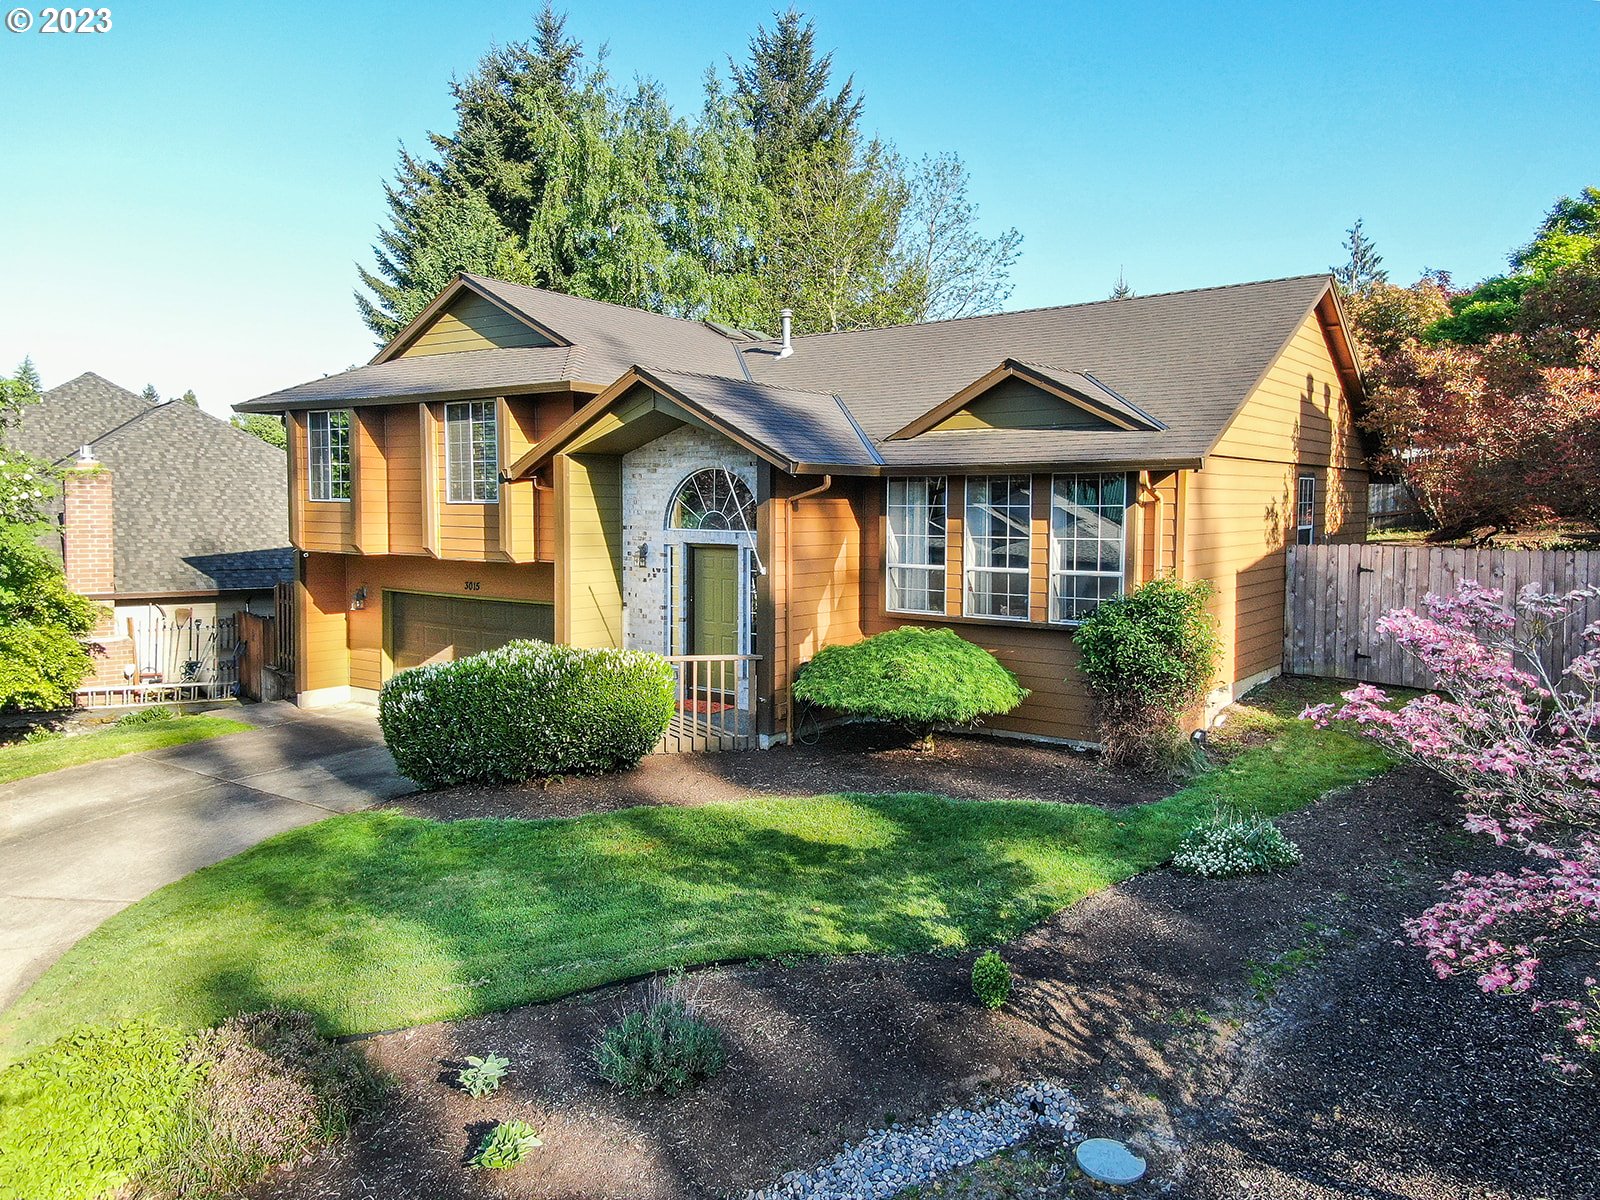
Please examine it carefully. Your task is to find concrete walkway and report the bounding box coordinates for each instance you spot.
[0,703,412,1010]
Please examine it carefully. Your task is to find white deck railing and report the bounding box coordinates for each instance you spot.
[657,654,759,753]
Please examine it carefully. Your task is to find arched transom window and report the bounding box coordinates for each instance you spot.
[668,469,755,532]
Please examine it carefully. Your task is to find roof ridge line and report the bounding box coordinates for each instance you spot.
[464,274,736,339]
[645,365,842,398]
[784,274,1335,342]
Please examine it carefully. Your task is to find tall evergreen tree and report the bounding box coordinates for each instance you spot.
[15,357,41,394]
[1109,270,1134,300]
[140,384,160,403]
[728,8,862,185]
[1333,218,1387,295]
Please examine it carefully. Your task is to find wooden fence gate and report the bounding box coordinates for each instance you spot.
[1284,543,1600,689]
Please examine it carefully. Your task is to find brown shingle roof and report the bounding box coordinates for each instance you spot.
[239,273,1340,473]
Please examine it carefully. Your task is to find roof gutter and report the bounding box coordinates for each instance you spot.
[789,474,832,508]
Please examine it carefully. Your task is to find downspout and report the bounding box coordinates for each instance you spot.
[785,473,832,744]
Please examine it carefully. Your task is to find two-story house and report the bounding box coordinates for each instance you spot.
[234,272,1367,746]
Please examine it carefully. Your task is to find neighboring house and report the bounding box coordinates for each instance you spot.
[13,372,293,692]
[234,272,1367,745]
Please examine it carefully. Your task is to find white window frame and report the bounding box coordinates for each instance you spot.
[1049,472,1129,624]
[885,476,948,616]
[445,400,499,504]
[307,409,351,502]
[1296,472,1317,545]
[963,474,1032,621]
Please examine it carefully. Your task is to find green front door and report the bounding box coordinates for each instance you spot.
[689,545,740,656]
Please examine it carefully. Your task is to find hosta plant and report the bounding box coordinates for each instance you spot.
[1172,805,1302,879]
[456,1052,509,1099]
[467,1119,542,1169]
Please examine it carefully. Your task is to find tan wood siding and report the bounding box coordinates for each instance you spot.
[297,552,350,693]
[384,407,425,555]
[1186,304,1369,695]
[396,292,555,358]
[352,409,388,554]
[557,453,624,648]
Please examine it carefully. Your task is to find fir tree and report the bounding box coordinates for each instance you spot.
[728,8,862,185]
[140,384,160,403]
[1109,269,1134,300]
[1333,218,1387,295]
[15,357,41,394]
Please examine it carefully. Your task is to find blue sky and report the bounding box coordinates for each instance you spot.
[2,1,1595,416]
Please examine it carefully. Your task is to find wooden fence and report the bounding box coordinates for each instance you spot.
[1284,543,1600,689]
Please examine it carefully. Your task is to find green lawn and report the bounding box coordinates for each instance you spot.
[0,685,1389,1061]
[0,716,250,787]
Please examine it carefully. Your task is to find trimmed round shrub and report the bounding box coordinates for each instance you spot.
[971,950,1011,1009]
[378,640,676,787]
[1074,577,1221,770]
[792,627,1027,748]
[1173,805,1303,879]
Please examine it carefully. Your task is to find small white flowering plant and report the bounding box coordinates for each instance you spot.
[1172,803,1302,879]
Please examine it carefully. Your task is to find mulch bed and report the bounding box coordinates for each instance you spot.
[387,724,1170,821]
[251,760,1598,1200]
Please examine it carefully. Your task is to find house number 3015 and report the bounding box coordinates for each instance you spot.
[464,581,480,591]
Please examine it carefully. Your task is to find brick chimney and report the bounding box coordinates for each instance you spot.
[62,445,115,597]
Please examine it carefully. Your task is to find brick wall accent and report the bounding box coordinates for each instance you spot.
[620,427,757,654]
[62,462,115,598]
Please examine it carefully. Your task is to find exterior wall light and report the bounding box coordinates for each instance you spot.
[352,585,368,611]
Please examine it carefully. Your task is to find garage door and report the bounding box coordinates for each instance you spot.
[387,592,556,673]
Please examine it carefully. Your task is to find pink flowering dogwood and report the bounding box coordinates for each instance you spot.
[1304,580,1600,1073]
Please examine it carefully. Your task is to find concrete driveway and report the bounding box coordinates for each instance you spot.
[0,703,413,1010]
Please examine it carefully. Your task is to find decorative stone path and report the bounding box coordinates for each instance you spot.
[741,1080,1080,1200]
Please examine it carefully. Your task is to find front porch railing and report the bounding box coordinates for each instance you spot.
[657,654,760,753]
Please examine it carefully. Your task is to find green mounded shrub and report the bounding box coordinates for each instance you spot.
[0,1011,380,1200]
[971,950,1012,1010]
[792,627,1027,748]
[1172,805,1303,879]
[594,975,726,1096]
[378,640,676,787]
[1074,577,1222,770]
[467,1119,542,1169]
[0,1019,200,1200]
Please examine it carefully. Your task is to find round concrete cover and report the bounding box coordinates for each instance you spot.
[1075,1137,1148,1185]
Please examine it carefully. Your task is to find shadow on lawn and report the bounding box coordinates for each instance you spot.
[5,791,1182,1060]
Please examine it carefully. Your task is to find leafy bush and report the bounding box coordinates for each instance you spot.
[971,950,1011,1009]
[457,1052,509,1098]
[468,1119,542,1169]
[117,705,178,728]
[594,974,726,1096]
[378,640,676,786]
[0,524,100,712]
[1074,577,1221,770]
[1172,805,1302,879]
[792,627,1027,748]
[0,1011,380,1200]
[0,1020,201,1200]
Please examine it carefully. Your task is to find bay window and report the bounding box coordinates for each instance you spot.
[885,476,947,614]
[1049,473,1127,622]
[964,475,1031,620]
